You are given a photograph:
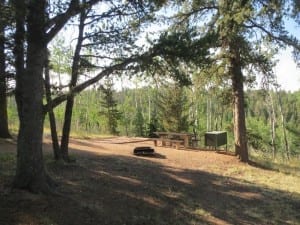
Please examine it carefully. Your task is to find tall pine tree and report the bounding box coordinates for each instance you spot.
[99,78,121,135]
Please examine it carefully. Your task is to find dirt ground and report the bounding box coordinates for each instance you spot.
[0,137,299,225]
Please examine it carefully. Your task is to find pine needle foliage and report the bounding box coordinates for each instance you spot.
[99,78,121,135]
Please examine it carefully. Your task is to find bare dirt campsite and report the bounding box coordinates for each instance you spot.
[1,137,300,225]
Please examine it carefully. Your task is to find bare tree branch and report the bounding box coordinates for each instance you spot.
[43,51,154,113]
[248,19,300,52]
[46,0,101,43]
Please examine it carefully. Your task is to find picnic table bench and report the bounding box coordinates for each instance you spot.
[152,138,184,149]
[151,132,193,149]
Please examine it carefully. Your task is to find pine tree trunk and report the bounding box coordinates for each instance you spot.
[0,73,10,139]
[0,2,11,139]
[230,46,249,162]
[60,96,75,161]
[217,0,249,162]
[44,53,61,160]
[60,9,85,161]
[13,0,55,193]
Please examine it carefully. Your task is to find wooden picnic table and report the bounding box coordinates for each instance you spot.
[153,131,193,148]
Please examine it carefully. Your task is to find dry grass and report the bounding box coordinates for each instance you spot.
[1,136,300,225]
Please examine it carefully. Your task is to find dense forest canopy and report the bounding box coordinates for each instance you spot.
[0,0,299,192]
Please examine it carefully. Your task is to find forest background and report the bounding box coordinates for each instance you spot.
[7,71,300,162]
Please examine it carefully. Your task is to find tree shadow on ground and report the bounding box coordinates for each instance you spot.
[66,138,111,151]
[134,152,167,159]
[1,143,300,225]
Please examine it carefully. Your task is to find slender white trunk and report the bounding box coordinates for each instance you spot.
[268,91,277,160]
[276,89,290,160]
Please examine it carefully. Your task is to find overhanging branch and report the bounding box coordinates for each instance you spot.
[46,0,101,43]
[43,51,154,113]
[249,19,300,52]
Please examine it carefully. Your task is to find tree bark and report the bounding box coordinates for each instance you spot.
[0,3,11,139]
[215,0,249,162]
[229,45,249,162]
[268,91,277,160]
[60,97,75,161]
[276,89,290,160]
[44,52,61,160]
[13,0,55,193]
[60,9,86,161]
[11,0,101,193]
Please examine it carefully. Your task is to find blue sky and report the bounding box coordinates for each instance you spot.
[275,49,300,92]
[275,20,300,92]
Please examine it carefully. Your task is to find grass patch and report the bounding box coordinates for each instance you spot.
[0,152,16,190]
[0,152,15,163]
[250,154,300,176]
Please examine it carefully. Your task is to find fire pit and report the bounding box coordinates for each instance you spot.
[133,146,155,156]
